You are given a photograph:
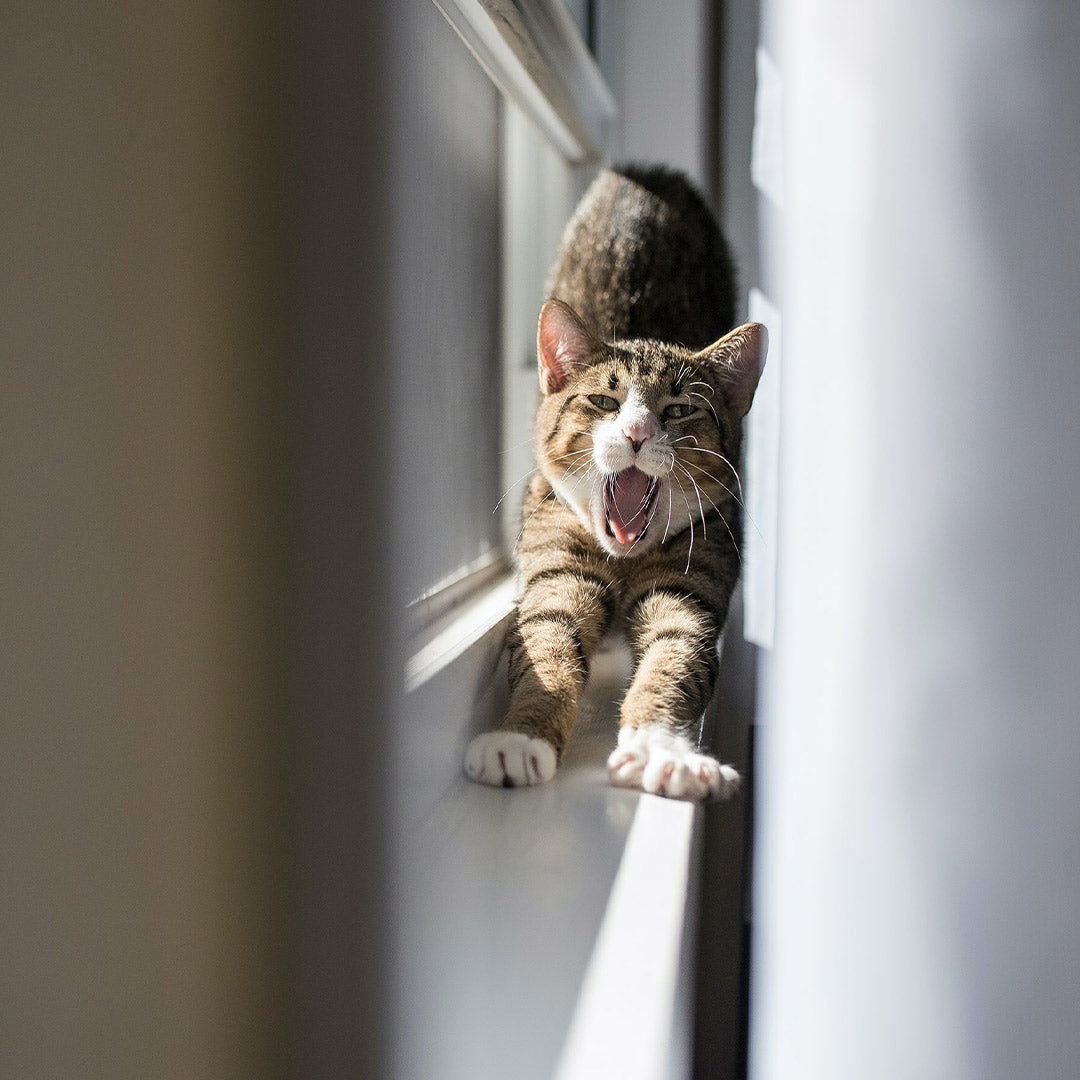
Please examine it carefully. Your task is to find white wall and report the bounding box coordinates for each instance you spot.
[751,2,1080,1078]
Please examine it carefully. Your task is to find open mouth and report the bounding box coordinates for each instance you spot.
[604,467,660,546]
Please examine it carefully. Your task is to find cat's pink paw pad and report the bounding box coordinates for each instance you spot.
[464,732,557,789]
[607,724,739,802]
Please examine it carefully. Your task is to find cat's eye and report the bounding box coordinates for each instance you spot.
[587,394,620,412]
[663,402,695,419]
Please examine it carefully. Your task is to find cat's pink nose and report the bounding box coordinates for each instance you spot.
[623,416,656,453]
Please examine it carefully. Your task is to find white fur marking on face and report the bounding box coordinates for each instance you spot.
[594,388,647,475]
[591,414,629,476]
[607,724,739,802]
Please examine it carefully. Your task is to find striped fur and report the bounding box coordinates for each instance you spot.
[466,167,767,797]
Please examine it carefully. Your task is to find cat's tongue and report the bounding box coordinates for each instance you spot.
[607,467,651,545]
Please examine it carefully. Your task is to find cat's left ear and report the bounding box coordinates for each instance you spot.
[693,322,769,417]
[537,299,598,394]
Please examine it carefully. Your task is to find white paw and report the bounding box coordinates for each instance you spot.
[607,724,739,802]
[464,731,557,789]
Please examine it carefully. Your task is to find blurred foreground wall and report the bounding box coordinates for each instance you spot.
[3,4,295,1076]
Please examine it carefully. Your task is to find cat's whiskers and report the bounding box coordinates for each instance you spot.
[550,445,597,494]
[674,442,755,556]
[553,449,595,475]
[500,434,536,454]
[494,467,542,514]
[563,456,599,486]
[494,445,594,515]
[674,461,743,565]
[556,442,595,464]
[680,458,742,507]
[688,390,722,430]
[549,443,594,461]
[683,379,715,398]
[676,446,745,500]
[675,363,696,388]
[672,473,696,573]
[674,461,708,542]
[676,463,723,516]
[661,482,675,544]
[679,458,760,543]
[516,486,559,543]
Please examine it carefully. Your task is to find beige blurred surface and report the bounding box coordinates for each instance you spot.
[2,4,300,1076]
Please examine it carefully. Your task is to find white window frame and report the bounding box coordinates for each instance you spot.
[433,0,614,163]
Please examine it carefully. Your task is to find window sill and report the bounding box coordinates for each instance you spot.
[395,588,703,1079]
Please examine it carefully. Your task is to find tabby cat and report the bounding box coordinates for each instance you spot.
[465,167,767,801]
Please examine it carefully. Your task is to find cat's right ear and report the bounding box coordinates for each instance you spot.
[537,299,595,394]
[693,321,769,418]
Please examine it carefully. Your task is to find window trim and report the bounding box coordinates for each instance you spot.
[406,549,510,635]
[432,0,615,162]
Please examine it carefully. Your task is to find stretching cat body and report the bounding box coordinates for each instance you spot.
[465,167,767,801]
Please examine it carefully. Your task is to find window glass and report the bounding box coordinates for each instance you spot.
[390,2,502,603]
[498,101,594,551]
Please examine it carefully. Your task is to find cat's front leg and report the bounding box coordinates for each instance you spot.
[608,586,739,802]
[462,606,586,789]
[464,565,612,789]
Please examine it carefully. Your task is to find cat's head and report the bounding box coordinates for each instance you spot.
[534,298,767,557]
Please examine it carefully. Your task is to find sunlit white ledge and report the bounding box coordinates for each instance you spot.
[405,571,516,694]
[556,794,701,1080]
[399,608,702,1080]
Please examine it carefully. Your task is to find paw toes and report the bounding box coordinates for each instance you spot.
[464,747,484,782]
[643,756,686,798]
[613,726,739,802]
[717,763,741,799]
[607,747,646,787]
[669,762,695,800]
[655,760,679,798]
[465,732,557,789]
